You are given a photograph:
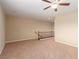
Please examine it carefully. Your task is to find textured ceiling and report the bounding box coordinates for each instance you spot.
[0,0,78,20]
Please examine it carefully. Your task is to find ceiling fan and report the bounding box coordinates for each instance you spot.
[42,0,70,12]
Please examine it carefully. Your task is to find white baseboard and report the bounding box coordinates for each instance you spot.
[6,38,77,48]
[55,40,77,48]
[6,38,37,43]
[0,43,5,55]
[5,37,54,43]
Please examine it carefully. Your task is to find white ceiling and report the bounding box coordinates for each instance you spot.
[0,0,78,20]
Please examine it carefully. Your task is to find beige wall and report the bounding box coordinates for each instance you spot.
[55,11,78,47]
[6,16,51,43]
[0,5,5,54]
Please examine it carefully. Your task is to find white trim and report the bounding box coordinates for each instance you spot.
[6,38,77,48]
[0,43,5,54]
[5,37,53,43]
[55,40,78,48]
[6,38,37,43]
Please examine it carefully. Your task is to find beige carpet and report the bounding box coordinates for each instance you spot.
[0,39,77,59]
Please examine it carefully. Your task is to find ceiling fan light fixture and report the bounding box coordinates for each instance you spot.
[51,4,58,9]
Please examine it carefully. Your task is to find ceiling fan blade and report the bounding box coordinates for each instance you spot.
[43,6,51,10]
[42,0,52,3]
[59,3,70,6]
[54,8,57,12]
